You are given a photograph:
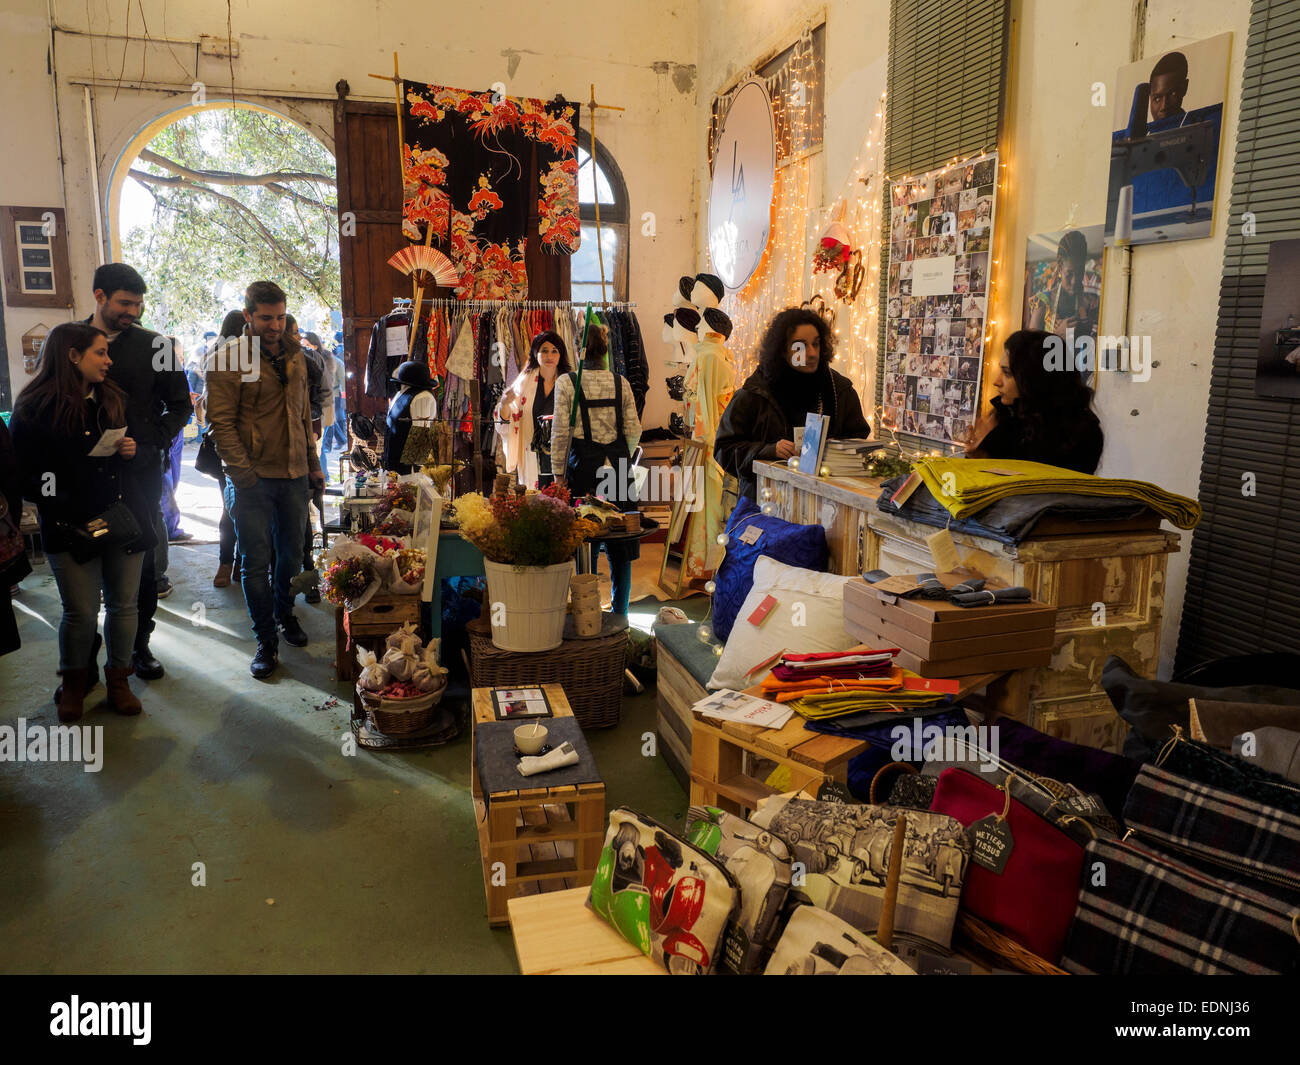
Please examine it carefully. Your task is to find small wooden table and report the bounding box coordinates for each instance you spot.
[508,887,663,975]
[690,675,1005,816]
[471,684,606,926]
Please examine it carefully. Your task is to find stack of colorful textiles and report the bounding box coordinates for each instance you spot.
[911,457,1201,529]
[757,648,958,719]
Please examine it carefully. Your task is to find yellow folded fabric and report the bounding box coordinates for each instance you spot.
[790,689,946,720]
[913,456,1200,529]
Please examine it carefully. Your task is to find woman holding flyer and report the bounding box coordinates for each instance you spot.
[11,322,156,721]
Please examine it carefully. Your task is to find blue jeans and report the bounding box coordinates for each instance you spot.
[598,539,637,615]
[46,548,145,671]
[321,420,347,477]
[161,430,186,539]
[224,475,309,645]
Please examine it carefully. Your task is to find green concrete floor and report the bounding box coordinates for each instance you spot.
[0,540,705,974]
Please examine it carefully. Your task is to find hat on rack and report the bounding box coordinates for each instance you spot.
[662,311,676,344]
[691,273,725,310]
[673,275,695,309]
[672,306,701,344]
[393,360,434,391]
[697,307,733,341]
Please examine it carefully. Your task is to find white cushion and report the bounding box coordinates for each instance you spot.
[708,556,856,691]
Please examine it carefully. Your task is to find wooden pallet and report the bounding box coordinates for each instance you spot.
[470,685,606,926]
[689,672,1008,816]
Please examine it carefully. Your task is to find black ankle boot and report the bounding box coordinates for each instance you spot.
[132,645,165,680]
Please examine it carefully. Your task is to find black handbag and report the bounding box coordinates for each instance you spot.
[66,500,141,558]
[195,426,223,480]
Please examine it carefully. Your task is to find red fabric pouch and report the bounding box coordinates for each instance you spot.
[930,767,1085,964]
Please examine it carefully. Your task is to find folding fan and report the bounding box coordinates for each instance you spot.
[388,245,459,287]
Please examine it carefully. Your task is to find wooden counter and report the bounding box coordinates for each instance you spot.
[753,461,1181,752]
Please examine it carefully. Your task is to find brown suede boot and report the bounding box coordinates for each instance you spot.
[56,667,89,723]
[105,666,143,716]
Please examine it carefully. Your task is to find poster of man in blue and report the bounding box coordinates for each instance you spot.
[1105,33,1231,246]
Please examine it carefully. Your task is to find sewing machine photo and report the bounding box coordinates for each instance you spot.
[1106,81,1222,245]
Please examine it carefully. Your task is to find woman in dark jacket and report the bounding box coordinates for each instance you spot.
[0,415,32,657]
[11,322,156,721]
[966,329,1104,474]
[714,306,871,501]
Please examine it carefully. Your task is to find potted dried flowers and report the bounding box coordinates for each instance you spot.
[452,486,600,651]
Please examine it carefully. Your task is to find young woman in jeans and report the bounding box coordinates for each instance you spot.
[11,322,156,721]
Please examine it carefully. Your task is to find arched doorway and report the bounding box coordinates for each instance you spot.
[107,101,342,548]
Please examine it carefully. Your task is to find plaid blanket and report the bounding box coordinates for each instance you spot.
[1124,764,1300,892]
[1158,732,1300,817]
[1062,837,1300,975]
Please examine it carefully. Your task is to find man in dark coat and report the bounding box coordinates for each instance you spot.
[87,262,192,679]
[714,306,870,502]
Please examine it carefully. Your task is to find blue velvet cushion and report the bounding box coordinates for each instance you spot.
[711,498,829,643]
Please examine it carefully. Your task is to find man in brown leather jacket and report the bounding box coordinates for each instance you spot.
[206,280,325,678]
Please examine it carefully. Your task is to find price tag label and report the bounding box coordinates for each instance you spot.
[969,815,1014,874]
[927,529,962,573]
[1061,791,1107,820]
[816,780,854,805]
[738,524,763,545]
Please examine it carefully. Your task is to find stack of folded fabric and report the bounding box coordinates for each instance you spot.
[788,676,959,720]
[757,647,960,719]
[910,457,1201,529]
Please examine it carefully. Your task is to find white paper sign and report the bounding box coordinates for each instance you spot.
[88,427,126,458]
[912,255,957,297]
[385,325,408,360]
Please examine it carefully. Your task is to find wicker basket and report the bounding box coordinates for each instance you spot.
[955,912,1068,975]
[356,674,448,735]
[468,616,628,729]
[869,761,918,804]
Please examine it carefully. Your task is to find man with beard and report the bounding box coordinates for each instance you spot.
[206,281,325,678]
[85,263,191,682]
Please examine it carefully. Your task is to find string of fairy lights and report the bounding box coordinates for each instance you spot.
[718,28,820,374]
[807,91,888,411]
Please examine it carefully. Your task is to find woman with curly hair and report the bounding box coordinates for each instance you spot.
[714,307,871,501]
[966,329,1103,473]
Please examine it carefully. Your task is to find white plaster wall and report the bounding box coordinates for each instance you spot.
[693,0,1250,677]
[0,0,700,430]
[1004,0,1250,676]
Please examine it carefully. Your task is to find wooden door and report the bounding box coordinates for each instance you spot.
[334,87,406,420]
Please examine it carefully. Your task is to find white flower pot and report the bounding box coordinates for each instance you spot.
[483,559,574,652]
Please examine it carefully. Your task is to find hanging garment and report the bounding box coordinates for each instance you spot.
[401,83,580,298]
[620,310,650,418]
[680,334,737,578]
[366,310,426,403]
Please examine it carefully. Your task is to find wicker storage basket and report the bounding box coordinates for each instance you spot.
[468,616,628,729]
[955,912,1069,975]
[356,674,448,735]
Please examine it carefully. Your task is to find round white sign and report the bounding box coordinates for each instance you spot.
[708,79,777,293]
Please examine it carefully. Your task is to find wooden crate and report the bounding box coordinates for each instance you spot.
[471,685,606,926]
[655,637,705,789]
[508,887,664,975]
[755,459,1181,753]
[334,595,424,682]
